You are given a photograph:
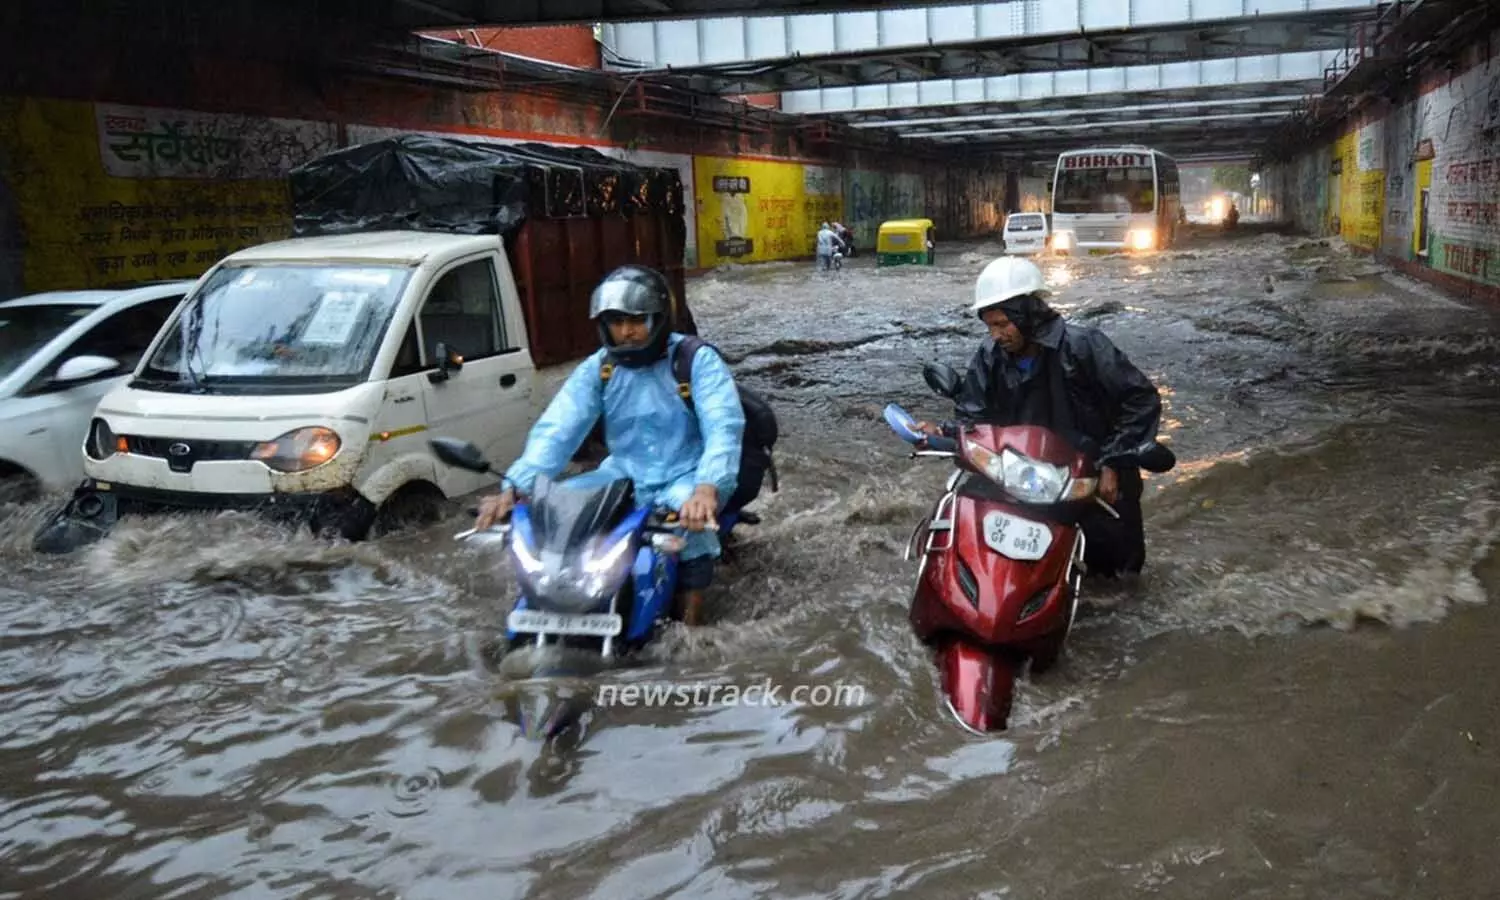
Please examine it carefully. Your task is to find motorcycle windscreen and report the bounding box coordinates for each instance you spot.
[528,475,638,555]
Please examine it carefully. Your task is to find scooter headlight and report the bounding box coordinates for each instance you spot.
[965,442,1073,504]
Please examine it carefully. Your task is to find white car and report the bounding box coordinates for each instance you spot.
[0,282,193,501]
[1002,213,1051,255]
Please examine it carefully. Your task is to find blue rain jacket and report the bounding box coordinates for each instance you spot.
[502,334,745,560]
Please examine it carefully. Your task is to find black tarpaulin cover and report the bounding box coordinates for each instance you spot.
[288,133,686,237]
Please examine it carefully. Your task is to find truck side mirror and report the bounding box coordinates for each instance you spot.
[428,342,464,384]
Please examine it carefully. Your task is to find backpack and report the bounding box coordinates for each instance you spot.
[600,336,779,495]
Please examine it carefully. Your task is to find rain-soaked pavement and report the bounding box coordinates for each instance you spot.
[4,224,1500,898]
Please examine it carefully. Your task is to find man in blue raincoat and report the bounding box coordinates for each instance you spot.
[472,265,745,626]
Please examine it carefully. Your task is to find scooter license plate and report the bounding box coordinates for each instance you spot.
[981,511,1052,561]
[507,609,622,636]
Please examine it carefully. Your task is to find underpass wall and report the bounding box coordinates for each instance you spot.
[1263,27,1500,302]
[0,41,1009,296]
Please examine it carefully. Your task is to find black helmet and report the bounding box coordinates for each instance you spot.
[589,265,673,367]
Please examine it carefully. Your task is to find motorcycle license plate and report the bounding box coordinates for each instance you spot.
[981,511,1052,561]
[507,609,622,636]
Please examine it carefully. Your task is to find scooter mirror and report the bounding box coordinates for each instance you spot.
[430,436,493,474]
[922,362,962,399]
[1136,441,1177,474]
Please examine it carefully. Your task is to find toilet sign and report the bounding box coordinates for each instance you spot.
[1061,152,1151,169]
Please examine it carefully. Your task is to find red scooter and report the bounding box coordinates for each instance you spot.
[886,363,1173,733]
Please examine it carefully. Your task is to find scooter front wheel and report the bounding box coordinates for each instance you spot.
[1028,628,1066,674]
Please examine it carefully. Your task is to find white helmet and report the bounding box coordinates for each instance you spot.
[970,257,1048,316]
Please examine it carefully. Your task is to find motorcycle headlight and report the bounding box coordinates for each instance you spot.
[511,528,545,575]
[250,426,341,472]
[517,531,637,613]
[966,441,1077,504]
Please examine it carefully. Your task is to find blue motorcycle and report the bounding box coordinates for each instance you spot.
[430,437,736,659]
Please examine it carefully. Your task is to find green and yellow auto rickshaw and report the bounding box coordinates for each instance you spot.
[876,218,936,267]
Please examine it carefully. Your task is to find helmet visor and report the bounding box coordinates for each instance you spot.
[589,278,666,319]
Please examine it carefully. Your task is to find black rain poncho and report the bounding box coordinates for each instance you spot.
[955,293,1162,466]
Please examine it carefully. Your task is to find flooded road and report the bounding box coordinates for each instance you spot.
[4,225,1499,898]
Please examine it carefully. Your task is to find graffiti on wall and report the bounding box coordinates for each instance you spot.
[0,97,337,296]
[693,155,844,267]
[843,170,923,247]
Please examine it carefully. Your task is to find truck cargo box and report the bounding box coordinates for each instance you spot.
[287,134,693,367]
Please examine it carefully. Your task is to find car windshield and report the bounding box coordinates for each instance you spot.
[140,264,412,390]
[1053,165,1157,214]
[0,303,96,381]
[1007,215,1046,231]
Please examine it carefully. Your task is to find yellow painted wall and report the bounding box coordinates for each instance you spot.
[1330,127,1384,251]
[1412,158,1434,258]
[693,155,843,267]
[0,96,335,294]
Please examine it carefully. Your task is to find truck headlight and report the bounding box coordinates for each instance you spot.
[251,426,341,472]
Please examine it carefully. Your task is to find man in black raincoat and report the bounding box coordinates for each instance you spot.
[917,256,1163,577]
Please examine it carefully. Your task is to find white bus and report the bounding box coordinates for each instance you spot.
[1049,146,1181,254]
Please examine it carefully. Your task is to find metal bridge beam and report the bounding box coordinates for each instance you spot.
[600,0,1378,94]
[783,49,1337,115]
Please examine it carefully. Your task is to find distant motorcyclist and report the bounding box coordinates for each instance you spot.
[831,222,854,256]
[914,257,1163,577]
[473,265,745,625]
[815,222,839,271]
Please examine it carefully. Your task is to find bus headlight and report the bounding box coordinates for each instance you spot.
[1052,231,1075,251]
[1127,228,1156,251]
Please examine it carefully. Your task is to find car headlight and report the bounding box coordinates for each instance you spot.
[85,418,119,461]
[1127,228,1155,251]
[250,426,341,472]
[965,441,1098,505]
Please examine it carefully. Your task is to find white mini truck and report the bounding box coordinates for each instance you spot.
[35,231,542,552]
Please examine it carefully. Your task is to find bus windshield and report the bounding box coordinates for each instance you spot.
[1054,162,1157,215]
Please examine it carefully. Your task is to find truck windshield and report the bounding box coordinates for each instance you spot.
[1053,165,1157,215]
[0,303,95,381]
[140,264,411,389]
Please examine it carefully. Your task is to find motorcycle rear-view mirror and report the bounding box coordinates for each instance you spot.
[922,362,961,399]
[430,436,494,474]
[1136,441,1177,474]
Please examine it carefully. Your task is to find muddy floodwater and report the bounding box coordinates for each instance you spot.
[4,225,1499,899]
